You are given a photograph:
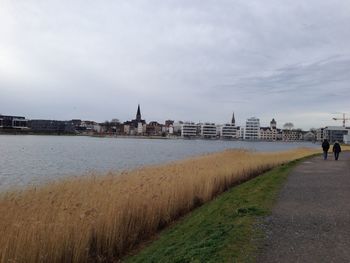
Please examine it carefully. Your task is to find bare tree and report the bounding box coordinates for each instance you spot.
[310,128,317,134]
[283,122,294,130]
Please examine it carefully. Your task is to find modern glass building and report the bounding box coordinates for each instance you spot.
[0,115,28,129]
[323,126,349,143]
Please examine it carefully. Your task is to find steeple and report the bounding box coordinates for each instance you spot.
[136,104,141,122]
[270,118,276,129]
[231,112,235,125]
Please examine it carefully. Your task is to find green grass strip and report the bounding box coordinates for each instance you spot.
[125,159,301,263]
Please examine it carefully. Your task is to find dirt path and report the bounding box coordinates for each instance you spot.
[257,152,350,263]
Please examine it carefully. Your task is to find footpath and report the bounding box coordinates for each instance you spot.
[258,152,350,263]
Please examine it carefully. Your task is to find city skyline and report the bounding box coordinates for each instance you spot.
[2,106,348,131]
[1,1,350,129]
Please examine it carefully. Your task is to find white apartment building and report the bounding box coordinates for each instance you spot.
[316,128,324,141]
[137,122,143,135]
[238,127,244,139]
[201,123,217,139]
[221,123,238,139]
[245,117,260,140]
[172,122,183,136]
[181,122,198,137]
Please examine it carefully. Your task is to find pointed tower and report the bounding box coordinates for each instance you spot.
[136,104,141,122]
[270,118,277,129]
[231,112,235,125]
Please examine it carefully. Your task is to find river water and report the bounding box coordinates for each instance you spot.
[0,135,319,190]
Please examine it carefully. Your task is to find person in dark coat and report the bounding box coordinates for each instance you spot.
[322,139,330,160]
[333,141,342,161]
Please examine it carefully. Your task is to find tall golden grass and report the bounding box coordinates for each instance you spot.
[0,148,320,262]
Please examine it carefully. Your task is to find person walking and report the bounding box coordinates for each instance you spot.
[322,139,330,160]
[333,141,342,161]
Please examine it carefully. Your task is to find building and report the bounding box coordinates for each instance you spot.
[220,112,238,139]
[133,104,146,126]
[316,128,324,142]
[245,117,260,140]
[282,129,303,141]
[146,121,163,136]
[75,121,102,134]
[270,118,276,129]
[200,123,217,139]
[259,118,278,141]
[181,122,198,138]
[123,124,130,135]
[221,124,238,139]
[0,115,28,130]
[344,134,350,144]
[137,122,143,135]
[260,127,276,141]
[172,122,183,136]
[323,126,349,143]
[28,120,74,133]
[124,104,147,135]
[99,120,123,134]
[167,125,174,135]
[236,126,243,139]
[231,112,236,126]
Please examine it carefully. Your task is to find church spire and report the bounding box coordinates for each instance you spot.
[136,104,141,121]
[231,112,235,125]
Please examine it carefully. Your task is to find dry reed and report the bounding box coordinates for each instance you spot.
[0,148,320,262]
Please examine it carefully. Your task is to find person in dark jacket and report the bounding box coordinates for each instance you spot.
[322,139,330,160]
[333,141,342,161]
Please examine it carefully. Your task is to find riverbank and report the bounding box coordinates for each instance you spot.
[125,158,304,262]
[127,150,350,262]
[0,148,318,263]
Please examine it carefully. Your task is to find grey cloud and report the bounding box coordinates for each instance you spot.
[0,0,350,128]
[210,56,350,97]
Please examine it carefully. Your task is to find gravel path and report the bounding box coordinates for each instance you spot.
[257,152,350,263]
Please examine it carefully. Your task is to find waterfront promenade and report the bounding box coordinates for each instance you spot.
[258,152,350,262]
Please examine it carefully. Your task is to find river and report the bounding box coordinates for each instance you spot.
[0,135,319,190]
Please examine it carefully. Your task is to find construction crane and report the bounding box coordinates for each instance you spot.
[332,113,350,127]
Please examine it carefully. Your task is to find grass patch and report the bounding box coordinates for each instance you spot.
[125,160,301,263]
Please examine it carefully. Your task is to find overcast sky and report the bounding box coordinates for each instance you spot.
[1,0,350,129]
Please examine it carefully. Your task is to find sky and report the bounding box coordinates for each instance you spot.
[1,0,350,129]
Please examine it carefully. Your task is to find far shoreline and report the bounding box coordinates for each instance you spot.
[0,132,324,144]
